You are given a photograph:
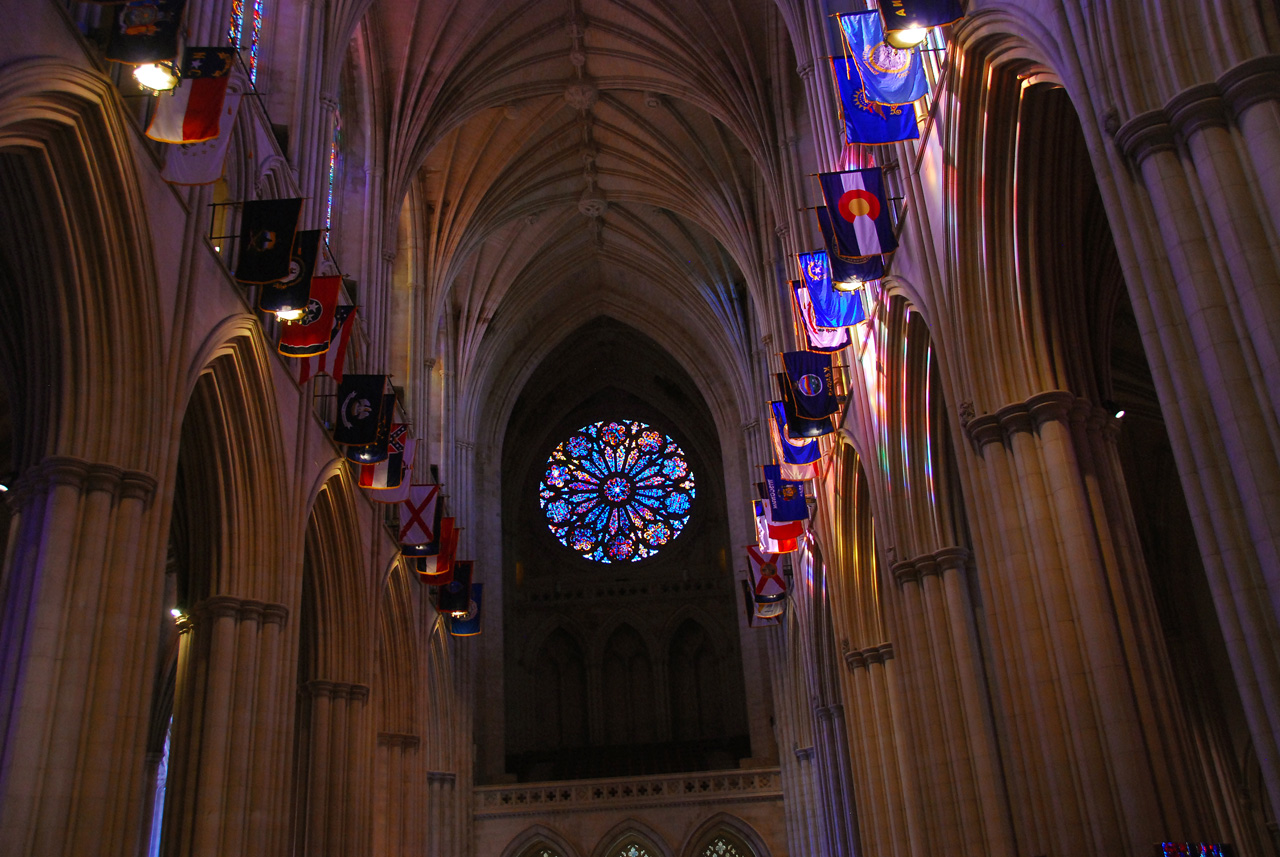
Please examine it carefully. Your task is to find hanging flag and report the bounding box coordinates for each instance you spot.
[438,560,473,614]
[747,545,788,603]
[279,275,342,356]
[417,517,457,580]
[448,583,484,636]
[818,169,899,257]
[741,579,782,626]
[768,402,823,480]
[346,394,396,464]
[799,252,866,328]
[235,198,303,284]
[839,12,928,106]
[756,480,805,539]
[159,71,245,185]
[791,281,852,353]
[777,373,835,438]
[259,229,321,316]
[298,305,356,384]
[105,0,186,64]
[362,426,415,490]
[367,434,418,502]
[333,374,386,446]
[399,484,441,548]
[145,47,238,144]
[783,351,839,420]
[879,0,964,40]
[754,501,798,554]
[816,207,885,283]
[832,57,920,146]
[763,464,810,523]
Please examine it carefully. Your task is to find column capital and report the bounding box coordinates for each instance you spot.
[1220,54,1280,116]
[890,558,918,585]
[1114,110,1176,164]
[8,456,158,507]
[427,770,457,785]
[187,595,290,628]
[378,732,421,748]
[1027,390,1076,428]
[306,679,370,701]
[933,546,971,573]
[964,413,1003,450]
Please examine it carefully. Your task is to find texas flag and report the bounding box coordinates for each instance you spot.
[818,168,898,257]
[146,47,238,144]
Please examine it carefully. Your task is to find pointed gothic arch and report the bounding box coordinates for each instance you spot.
[589,820,673,857]
[499,823,583,857]
[679,813,770,857]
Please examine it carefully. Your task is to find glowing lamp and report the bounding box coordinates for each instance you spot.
[275,307,305,322]
[0,484,8,493]
[833,278,862,293]
[134,62,180,92]
[1102,399,1125,420]
[885,26,928,48]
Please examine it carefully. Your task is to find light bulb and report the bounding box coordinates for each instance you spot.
[134,62,179,92]
[885,26,928,49]
[276,307,305,322]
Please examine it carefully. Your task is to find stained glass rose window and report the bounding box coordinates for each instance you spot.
[539,420,696,563]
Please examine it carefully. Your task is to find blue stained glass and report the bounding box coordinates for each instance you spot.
[539,419,696,563]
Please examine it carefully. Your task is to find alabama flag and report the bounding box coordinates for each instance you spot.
[146,47,237,144]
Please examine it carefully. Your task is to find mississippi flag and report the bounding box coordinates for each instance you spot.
[818,168,898,257]
[146,47,238,144]
[298,306,356,384]
[360,424,415,490]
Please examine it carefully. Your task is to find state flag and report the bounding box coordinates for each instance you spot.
[448,583,484,636]
[235,198,303,284]
[799,252,866,328]
[816,207,884,283]
[818,169,898,257]
[259,229,321,316]
[145,47,237,144]
[769,402,823,481]
[763,464,810,523]
[879,0,964,41]
[399,484,441,547]
[333,374,386,446]
[783,351,839,420]
[747,545,788,604]
[416,517,457,581]
[159,72,245,185]
[792,280,852,353]
[105,0,186,64]
[777,373,835,438]
[438,560,473,614]
[831,57,920,146]
[279,275,342,357]
[754,500,797,554]
[839,11,928,106]
[298,306,356,384]
[362,425,415,491]
[345,394,396,464]
[756,481,806,539]
[741,579,782,626]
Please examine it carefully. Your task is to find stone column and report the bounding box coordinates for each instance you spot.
[374,733,421,855]
[295,680,372,857]
[425,771,457,857]
[163,595,290,857]
[0,457,160,857]
[962,391,1212,854]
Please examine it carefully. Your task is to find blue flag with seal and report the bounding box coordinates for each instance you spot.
[839,11,928,106]
[800,251,867,328]
[776,373,835,437]
[818,169,898,257]
[832,57,920,146]
[763,464,809,523]
[771,402,821,465]
[448,583,483,636]
[817,207,884,283]
[782,351,838,420]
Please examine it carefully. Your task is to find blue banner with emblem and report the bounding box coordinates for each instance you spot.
[839,11,928,105]
[832,57,920,146]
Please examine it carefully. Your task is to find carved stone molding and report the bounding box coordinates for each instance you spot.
[845,642,894,671]
[1221,55,1280,116]
[1114,110,1176,164]
[182,595,289,631]
[306,679,371,702]
[1166,83,1229,137]
[378,732,421,749]
[964,391,1083,449]
[794,746,815,761]
[893,547,969,585]
[8,456,158,507]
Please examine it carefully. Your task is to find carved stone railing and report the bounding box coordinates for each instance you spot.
[474,768,782,817]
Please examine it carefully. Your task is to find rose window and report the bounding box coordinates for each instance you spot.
[539,420,696,563]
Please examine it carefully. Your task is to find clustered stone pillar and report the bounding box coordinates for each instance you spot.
[962,391,1211,854]
[0,457,159,857]
[425,770,457,857]
[164,596,290,857]
[298,680,372,857]
[889,547,1015,857]
[374,732,421,854]
[1114,57,1280,829]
